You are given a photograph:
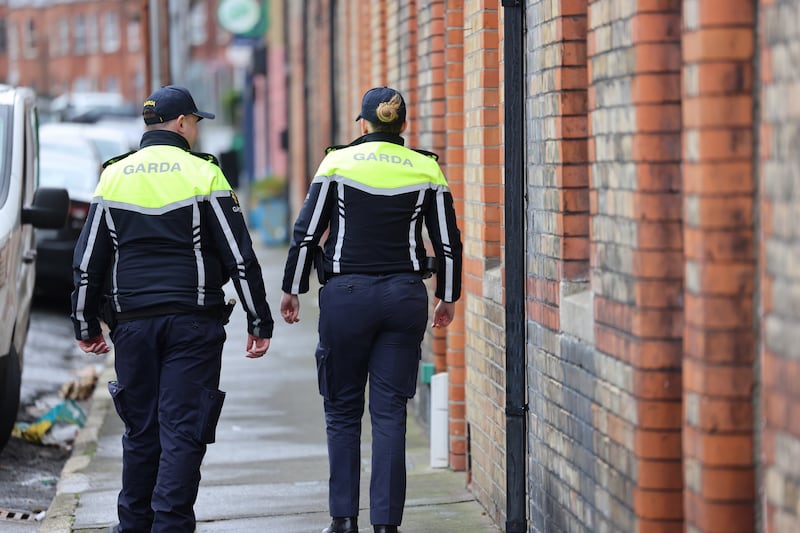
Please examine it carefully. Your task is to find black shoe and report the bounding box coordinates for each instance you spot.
[322,516,358,533]
[373,526,399,533]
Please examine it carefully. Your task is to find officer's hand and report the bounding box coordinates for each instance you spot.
[77,334,111,354]
[280,292,300,324]
[432,301,455,329]
[246,335,270,359]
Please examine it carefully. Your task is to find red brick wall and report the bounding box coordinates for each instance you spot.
[277,2,800,532]
[759,1,800,531]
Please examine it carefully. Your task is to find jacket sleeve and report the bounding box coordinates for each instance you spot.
[71,201,112,340]
[281,178,335,294]
[424,183,463,303]
[207,187,274,339]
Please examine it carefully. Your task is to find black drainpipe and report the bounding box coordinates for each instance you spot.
[502,1,527,533]
[329,0,338,143]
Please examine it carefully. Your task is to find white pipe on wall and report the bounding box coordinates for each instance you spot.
[430,372,449,468]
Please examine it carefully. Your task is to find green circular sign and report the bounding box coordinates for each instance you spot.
[217,0,261,35]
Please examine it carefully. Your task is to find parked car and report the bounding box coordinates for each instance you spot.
[39,122,103,163]
[39,121,135,163]
[0,85,69,451]
[35,152,102,292]
[49,91,137,122]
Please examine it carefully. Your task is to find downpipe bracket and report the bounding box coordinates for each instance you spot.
[505,404,528,417]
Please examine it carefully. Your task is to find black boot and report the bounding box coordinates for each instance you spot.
[373,526,399,533]
[322,516,358,533]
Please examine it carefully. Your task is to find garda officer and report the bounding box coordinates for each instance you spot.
[280,86,463,533]
[71,85,274,533]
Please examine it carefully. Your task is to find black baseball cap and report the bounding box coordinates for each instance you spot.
[142,85,215,125]
[355,86,406,126]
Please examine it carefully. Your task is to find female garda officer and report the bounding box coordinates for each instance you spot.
[280,87,463,533]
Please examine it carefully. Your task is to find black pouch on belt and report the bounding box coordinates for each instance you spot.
[313,245,326,285]
[99,295,117,331]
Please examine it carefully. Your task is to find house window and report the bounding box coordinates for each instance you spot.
[73,77,93,92]
[105,76,119,93]
[23,19,36,58]
[74,14,86,55]
[189,2,207,46]
[86,12,98,53]
[101,11,120,53]
[0,19,10,55]
[57,18,69,56]
[8,22,18,61]
[127,15,140,52]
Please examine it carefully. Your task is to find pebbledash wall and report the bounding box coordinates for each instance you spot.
[279,1,800,532]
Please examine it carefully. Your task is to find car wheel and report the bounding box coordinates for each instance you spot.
[0,345,21,452]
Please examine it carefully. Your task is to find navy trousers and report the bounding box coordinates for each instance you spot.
[317,273,428,526]
[108,313,226,533]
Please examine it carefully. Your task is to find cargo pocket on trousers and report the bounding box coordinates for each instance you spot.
[196,388,226,444]
[107,381,132,431]
[315,344,333,400]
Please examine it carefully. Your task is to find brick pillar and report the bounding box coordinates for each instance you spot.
[681,1,757,531]
[286,2,308,214]
[758,1,800,531]
[370,0,387,84]
[444,0,467,472]
[589,0,684,531]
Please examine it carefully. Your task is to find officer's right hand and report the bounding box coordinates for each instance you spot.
[77,334,111,354]
[246,335,270,359]
[280,292,300,324]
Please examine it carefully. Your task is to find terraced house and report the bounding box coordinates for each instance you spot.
[0,0,231,107]
[275,1,800,532]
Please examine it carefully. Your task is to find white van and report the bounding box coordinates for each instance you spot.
[0,86,69,451]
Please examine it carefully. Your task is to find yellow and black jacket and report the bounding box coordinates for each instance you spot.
[71,130,273,340]
[282,132,462,302]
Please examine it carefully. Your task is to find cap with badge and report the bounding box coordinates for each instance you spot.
[355,86,406,126]
[142,85,215,125]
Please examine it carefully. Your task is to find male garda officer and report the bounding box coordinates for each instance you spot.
[280,86,463,533]
[72,85,273,533]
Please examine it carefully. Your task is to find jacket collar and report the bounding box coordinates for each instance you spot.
[139,130,191,151]
[349,132,405,147]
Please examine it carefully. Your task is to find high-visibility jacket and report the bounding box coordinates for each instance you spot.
[71,130,273,341]
[282,132,462,303]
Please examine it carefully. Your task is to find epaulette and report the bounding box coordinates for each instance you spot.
[102,150,137,169]
[325,144,348,155]
[412,148,439,161]
[190,151,220,167]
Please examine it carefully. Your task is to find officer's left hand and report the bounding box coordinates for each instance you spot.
[432,301,456,329]
[246,335,270,358]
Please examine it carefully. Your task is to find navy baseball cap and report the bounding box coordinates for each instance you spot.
[142,85,215,125]
[355,86,406,126]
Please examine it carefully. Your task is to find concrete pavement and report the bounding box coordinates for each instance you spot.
[37,241,500,533]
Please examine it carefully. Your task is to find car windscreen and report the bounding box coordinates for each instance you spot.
[0,104,11,209]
